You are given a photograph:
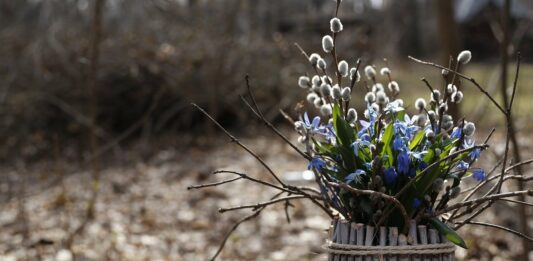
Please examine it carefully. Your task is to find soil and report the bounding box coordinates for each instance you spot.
[0,132,530,260]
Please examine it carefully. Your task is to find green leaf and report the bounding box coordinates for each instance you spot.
[409,130,425,150]
[429,218,467,249]
[332,104,355,146]
[332,104,356,173]
[380,123,394,166]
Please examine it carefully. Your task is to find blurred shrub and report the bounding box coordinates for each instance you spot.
[0,0,381,160]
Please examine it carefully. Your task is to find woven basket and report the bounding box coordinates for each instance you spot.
[324,218,456,261]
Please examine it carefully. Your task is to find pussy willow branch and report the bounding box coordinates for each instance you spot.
[435,189,532,216]
[421,78,435,95]
[294,43,323,79]
[453,54,523,229]
[345,59,362,118]
[219,195,309,213]
[436,59,454,134]
[329,182,410,234]
[408,56,506,115]
[331,0,342,85]
[453,221,533,242]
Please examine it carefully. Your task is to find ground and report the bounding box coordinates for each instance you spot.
[0,130,530,260]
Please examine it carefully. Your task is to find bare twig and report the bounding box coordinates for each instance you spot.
[68,0,105,249]
[498,198,533,207]
[219,195,308,213]
[209,191,285,260]
[210,208,264,261]
[284,199,292,223]
[240,77,310,160]
[213,170,292,193]
[436,190,532,215]
[192,103,285,185]
[454,221,533,242]
[187,177,242,190]
[279,109,295,125]
[452,174,532,221]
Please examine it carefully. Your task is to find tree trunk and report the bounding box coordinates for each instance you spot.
[435,0,460,119]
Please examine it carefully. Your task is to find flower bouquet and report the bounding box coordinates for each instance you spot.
[189,0,532,260]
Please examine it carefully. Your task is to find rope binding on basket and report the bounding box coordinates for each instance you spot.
[323,240,456,256]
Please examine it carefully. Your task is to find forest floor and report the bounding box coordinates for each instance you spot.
[0,129,531,260]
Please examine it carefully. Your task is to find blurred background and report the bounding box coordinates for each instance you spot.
[0,0,532,260]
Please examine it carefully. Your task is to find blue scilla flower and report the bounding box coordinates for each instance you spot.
[358,131,371,143]
[325,124,336,143]
[303,112,327,135]
[367,103,378,123]
[409,151,427,161]
[358,120,374,138]
[393,136,406,151]
[470,148,481,160]
[412,198,422,210]
[308,157,326,171]
[363,162,373,170]
[472,168,486,181]
[384,168,398,185]
[418,161,428,170]
[384,100,404,113]
[397,150,410,175]
[451,127,462,139]
[393,125,418,146]
[351,139,371,156]
[408,167,417,178]
[345,169,366,184]
[457,161,470,171]
[401,115,419,138]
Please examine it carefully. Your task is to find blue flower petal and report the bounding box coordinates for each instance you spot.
[472,168,486,181]
[345,169,366,184]
[384,168,398,185]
